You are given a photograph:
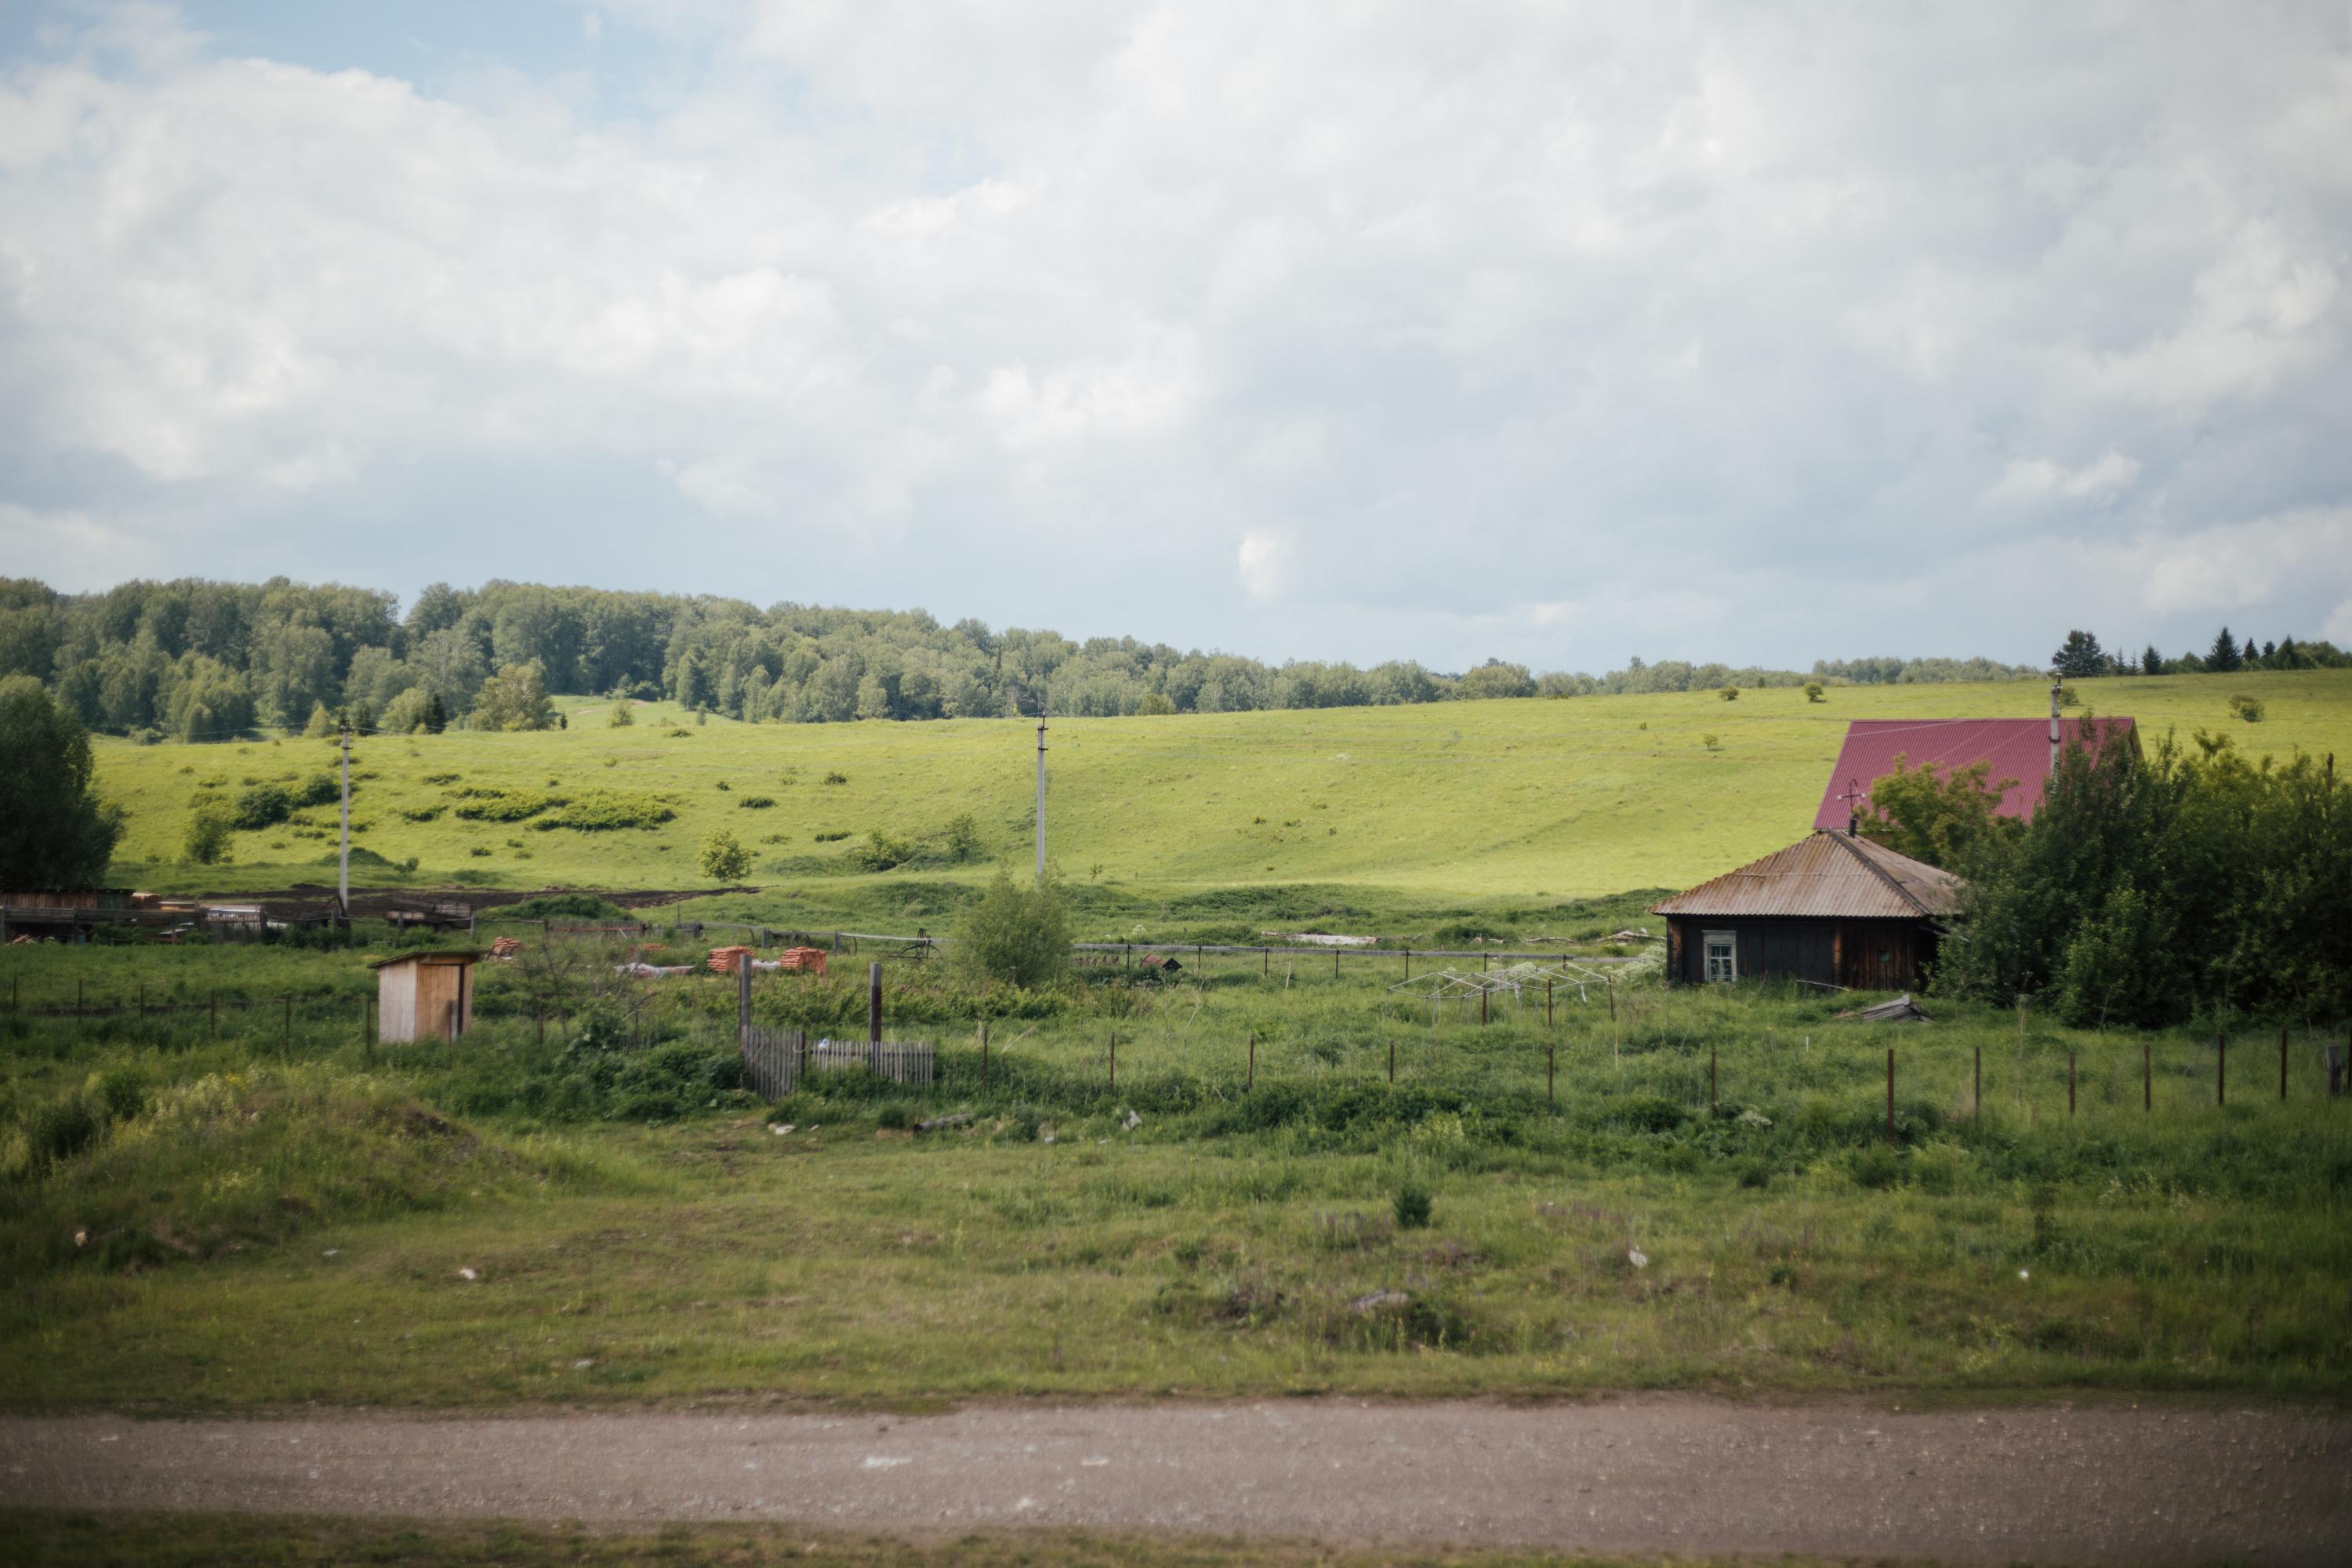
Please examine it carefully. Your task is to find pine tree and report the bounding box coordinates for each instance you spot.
[2051,630,2107,677]
[423,691,448,734]
[2205,626,2242,672]
[2140,644,2165,676]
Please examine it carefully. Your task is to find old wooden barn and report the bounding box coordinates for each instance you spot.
[1650,829,1960,991]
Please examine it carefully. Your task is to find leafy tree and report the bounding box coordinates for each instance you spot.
[379,688,434,734]
[606,698,635,728]
[698,828,752,882]
[1802,681,1825,702]
[1853,753,2019,871]
[2050,630,2106,677]
[301,701,336,739]
[0,675,125,886]
[1455,659,1536,700]
[469,662,554,731]
[953,869,1072,989]
[2205,626,2242,672]
[942,812,982,861]
[183,801,234,865]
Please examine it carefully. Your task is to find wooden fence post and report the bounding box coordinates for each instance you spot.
[1388,1038,1395,1084]
[1548,1040,1555,1110]
[867,961,881,1046]
[1108,1034,1116,1095]
[739,952,753,1051]
[1546,978,1553,1026]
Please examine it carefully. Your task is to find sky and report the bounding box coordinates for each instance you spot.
[2,1,2349,674]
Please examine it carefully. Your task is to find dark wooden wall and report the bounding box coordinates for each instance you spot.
[1665,916,1936,991]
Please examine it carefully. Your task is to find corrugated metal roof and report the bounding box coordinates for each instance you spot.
[1813,717,2137,831]
[1649,830,1962,919]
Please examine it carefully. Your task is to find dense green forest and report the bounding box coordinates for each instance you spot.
[0,575,2299,738]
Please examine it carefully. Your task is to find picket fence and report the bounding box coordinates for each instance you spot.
[740,1025,935,1098]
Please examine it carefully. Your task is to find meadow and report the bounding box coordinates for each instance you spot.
[2,924,2347,1414]
[86,670,2352,909]
[5,670,2349,1421]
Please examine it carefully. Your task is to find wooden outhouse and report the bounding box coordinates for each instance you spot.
[368,949,483,1042]
[1650,830,1959,992]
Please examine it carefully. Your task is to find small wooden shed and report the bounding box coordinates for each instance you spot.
[368,949,483,1042]
[1650,830,1960,992]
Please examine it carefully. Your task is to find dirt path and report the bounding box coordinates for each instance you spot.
[4,1399,2347,1564]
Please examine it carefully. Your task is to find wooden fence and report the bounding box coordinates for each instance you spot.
[739,1025,935,1098]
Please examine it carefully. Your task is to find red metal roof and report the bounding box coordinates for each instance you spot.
[1813,717,2136,831]
[1650,830,1962,920]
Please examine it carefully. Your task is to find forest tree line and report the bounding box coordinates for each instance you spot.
[0,575,2305,740]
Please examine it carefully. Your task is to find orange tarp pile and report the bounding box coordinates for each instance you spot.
[779,946,828,976]
[707,945,757,973]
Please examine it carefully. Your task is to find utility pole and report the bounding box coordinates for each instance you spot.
[2049,677,2062,776]
[338,720,354,923]
[1034,713,1049,882]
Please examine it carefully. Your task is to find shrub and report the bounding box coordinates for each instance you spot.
[739,795,775,809]
[1392,1181,1434,1229]
[452,788,562,822]
[230,783,293,829]
[529,792,674,831]
[942,812,982,861]
[398,804,445,822]
[813,829,850,843]
[2228,693,2265,723]
[183,802,234,865]
[1718,687,1739,701]
[1804,681,1826,702]
[699,828,753,882]
[501,893,629,920]
[851,829,915,873]
[877,1104,913,1131]
[822,771,848,786]
[606,700,635,728]
[1701,733,1719,750]
[953,869,1072,988]
[1616,1095,1686,1134]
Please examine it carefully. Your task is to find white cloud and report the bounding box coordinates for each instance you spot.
[1983,452,2142,508]
[0,2,2348,670]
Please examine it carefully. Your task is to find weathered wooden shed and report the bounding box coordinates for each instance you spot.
[1650,830,1960,992]
[368,949,483,1042]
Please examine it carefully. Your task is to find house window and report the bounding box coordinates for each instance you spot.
[1703,931,1737,983]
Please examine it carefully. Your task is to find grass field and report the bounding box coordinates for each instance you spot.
[89,670,2352,905]
[0,1511,1871,1568]
[3,932,2347,1414]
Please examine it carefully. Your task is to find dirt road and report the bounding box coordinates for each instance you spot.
[5,1399,2347,1564]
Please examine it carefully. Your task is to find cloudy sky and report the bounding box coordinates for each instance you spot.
[2,1,2348,673]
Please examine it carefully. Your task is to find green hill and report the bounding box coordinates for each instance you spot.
[94,670,2352,904]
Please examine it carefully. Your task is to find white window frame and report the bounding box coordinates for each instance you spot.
[1702,930,1737,984]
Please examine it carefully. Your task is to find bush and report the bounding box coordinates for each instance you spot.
[953,869,1072,988]
[230,783,293,829]
[699,828,753,882]
[813,829,850,843]
[943,812,982,861]
[606,700,635,728]
[739,795,775,809]
[1719,687,1739,701]
[183,803,234,865]
[1392,1181,1434,1229]
[1616,1095,1686,1134]
[530,792,675,831]
[851,829,915,873]
[822,771,848,786]
[877,1104,913,1131]
[1804,681,1826,702]
[2228,694,2265,723]
[500,893,629,921]
[452,789,562,822]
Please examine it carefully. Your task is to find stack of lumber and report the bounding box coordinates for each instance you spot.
[1835,992,1931,1023]
[779,946,829,976]
[707,945,757,973]
[488,935,523,960]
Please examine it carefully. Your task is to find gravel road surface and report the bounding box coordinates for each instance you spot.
[5,1399,2347,1563]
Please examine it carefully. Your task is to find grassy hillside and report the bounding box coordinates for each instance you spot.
[91,670,2352,901]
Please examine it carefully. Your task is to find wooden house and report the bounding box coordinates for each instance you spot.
[1650,830,1960,991]
[368,949,483,1042]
